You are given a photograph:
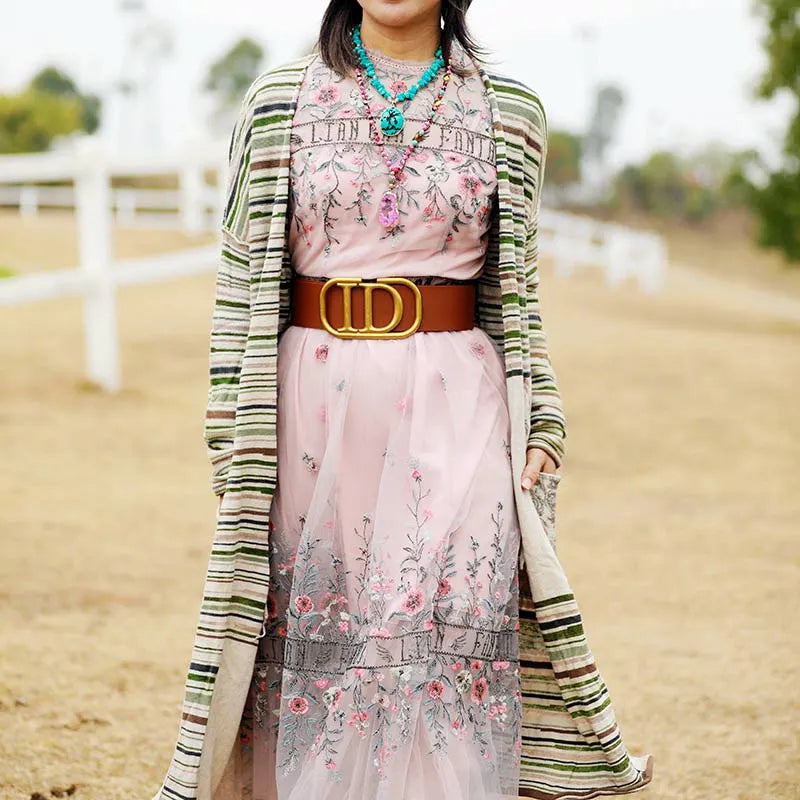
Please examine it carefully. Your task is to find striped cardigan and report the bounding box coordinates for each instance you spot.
[151,50,653,800]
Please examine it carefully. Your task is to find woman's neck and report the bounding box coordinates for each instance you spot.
[359,13,441,63]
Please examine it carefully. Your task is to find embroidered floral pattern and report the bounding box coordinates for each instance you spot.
[244,455,522,794]
[288,47,497,259]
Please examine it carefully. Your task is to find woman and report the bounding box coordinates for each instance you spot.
[151,2,653,799]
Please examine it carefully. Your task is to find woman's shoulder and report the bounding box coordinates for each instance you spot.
[482,66,547,135]
[238,52,320,112]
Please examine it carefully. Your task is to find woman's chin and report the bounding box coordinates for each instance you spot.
[360,0,440,29]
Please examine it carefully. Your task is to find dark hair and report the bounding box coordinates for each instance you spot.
[317,0,489,78]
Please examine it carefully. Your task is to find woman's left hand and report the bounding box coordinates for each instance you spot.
[521,447,557,491]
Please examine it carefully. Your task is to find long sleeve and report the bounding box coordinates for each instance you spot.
[523,101,567,467]
[204,92,254,496]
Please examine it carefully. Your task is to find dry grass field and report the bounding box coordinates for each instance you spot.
[0,210,798,800]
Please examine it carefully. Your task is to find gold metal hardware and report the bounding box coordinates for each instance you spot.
[319,277,423,339]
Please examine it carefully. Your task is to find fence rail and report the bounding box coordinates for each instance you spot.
[0,138,668,391]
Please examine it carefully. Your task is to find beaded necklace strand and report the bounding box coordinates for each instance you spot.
[352,29,453,231]
[352,23,445,137]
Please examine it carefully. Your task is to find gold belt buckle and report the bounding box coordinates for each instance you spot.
[319,277,422,339]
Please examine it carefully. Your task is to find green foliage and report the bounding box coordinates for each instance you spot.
[28,65,102,134]
[0,66,102,153]
[750,166,800,260]
[613,150,716,222]
[546,130,582,186]
[204,38,266,111]
[0,89,82,153]
[748,0,800,263]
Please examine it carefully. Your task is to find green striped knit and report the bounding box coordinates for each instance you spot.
[151,50,652,800]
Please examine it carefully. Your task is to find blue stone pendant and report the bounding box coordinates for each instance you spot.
[380,106,405,137]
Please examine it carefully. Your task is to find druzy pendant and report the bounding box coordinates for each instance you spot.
[380,106,405,137]
[378,191,400,230]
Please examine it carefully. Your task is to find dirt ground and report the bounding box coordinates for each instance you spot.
[0,211,798,800]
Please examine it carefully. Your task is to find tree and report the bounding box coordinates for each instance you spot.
[0,90,82,153]
[28,66,102,134]
[546,130,583,187]
[204,38,266,116]
[749,0,800,262]
[610,146,749,223]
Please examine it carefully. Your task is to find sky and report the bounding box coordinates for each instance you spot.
[0,0,793,168]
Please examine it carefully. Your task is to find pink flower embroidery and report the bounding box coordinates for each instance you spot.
[436,578,451,596]
[423,618,433,631]
[314,343,329,362]
[294,595,313,614]
[421,508,433,522]
[369,627,391,638]
[390,80,408,95]
[325,760,336,771]
[313,85,340,105]
[471,676,488,703]
[315,678,330,689]
[492,660,511,671]
[460,174,481,198]
[402,589,424,614]
[411,469,422,481]
[347,710,369,727]
[338,620,349,633]
[288,696,309,715]
[471,660,482,671]
[469,339,486,359]
[427,680,444,699]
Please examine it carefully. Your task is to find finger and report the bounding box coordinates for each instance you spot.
[521,450,545,490]
[540,455,557,474]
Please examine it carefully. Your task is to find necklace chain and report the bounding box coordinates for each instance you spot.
[351,24,453,232]
[352,23,445,106]
[352,24,446,138]
[354,61,453,231]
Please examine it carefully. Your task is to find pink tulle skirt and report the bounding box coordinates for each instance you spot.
[238,321,523,800]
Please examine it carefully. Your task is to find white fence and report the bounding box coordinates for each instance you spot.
[0,184,222,229]
[540,209,667,294]
[0,138,226,391]
[0,140,668,391]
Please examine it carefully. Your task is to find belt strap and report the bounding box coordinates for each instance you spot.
[290,275,477,338]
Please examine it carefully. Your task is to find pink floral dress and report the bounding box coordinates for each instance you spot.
[238,44,521,800]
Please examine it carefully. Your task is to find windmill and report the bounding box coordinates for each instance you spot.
[109,0,174,153]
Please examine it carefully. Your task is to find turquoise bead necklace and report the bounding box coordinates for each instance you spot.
[351,23,446,137]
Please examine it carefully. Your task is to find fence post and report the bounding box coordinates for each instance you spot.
[20,185,38,217]
[74,137,121,392]
[116,188,137,226]
[180,143,205,235]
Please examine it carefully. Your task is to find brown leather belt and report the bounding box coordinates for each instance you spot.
[290,275,476,339]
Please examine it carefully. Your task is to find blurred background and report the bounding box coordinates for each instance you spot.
[0,1,798,799]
